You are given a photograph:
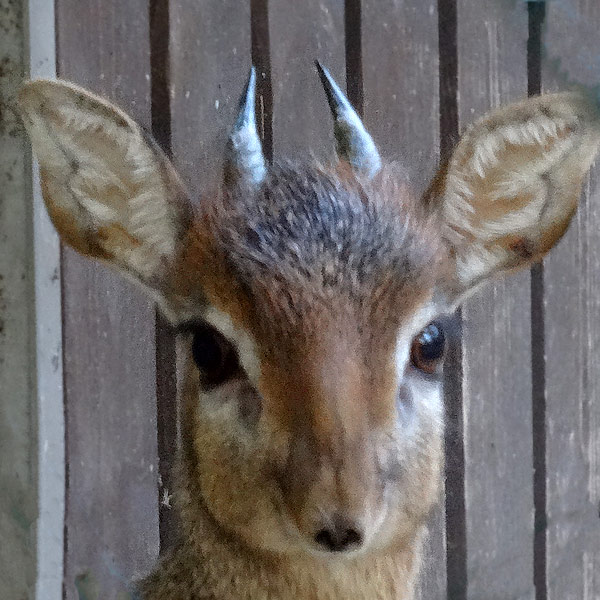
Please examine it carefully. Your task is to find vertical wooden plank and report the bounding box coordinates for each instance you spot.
[438,3,464,599]
[542,2,600,598]
[170,1,252,198]
[55,2,160,597]
[0,1,39,597]
[269,0,344,160]
[27,0,66,597]
[362,1,440,186]
[149,0,180,552]
[456,2,535,598]
[362,3,445,597]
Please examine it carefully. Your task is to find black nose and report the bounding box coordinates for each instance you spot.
[314,517,364,552]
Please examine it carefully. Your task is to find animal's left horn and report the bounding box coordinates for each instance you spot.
[224,67,267,186]
[316,61,381,178]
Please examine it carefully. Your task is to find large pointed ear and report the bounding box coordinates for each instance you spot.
[429,91,600,304]
[18,79,193,301]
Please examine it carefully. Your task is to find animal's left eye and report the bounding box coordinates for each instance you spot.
[410,322,446,374]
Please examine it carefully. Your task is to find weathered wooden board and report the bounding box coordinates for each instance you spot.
[361,2,446,597]
[55,1,160,597]
[542,2,600,598]
[170,1,252,197]
[362,0,440,188]
[149,0,180,552]
[0,1,39,598]
[456,2,535,598]
[269,0,344,161]
[27,0,65,597]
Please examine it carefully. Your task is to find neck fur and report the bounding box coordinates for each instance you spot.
[139,403,423,600]
[140,473,422,600]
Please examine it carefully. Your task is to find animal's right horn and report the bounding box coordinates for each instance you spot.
[224,67,267,186]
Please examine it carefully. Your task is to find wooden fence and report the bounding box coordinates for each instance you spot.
[2,0,600,599]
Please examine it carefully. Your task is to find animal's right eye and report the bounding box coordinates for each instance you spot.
[192,325,239,386]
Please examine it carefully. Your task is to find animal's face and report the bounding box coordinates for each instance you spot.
[174,164,448,555]
[18,67,600,557]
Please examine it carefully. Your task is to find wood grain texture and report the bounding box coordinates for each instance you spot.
[361,2,446,598]
[269,0,344,160]
[542,2,600,598]
[170,0,252,196]
[0,1,39,597]
[362,0,440,188]
[28,0,65,597]
[55,1,160,597]
[149,0,180,552]
[456,2,535,599]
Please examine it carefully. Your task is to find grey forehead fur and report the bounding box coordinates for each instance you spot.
[212,163,442,307]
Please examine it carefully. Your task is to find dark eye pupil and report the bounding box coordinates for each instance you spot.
[192,330,223,371]
[418,324,445,361]
[411,322,446,373]
[192,325,237,385]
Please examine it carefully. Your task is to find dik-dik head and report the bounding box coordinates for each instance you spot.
[19,66,600,558]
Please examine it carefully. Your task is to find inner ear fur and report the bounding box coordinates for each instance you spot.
[430,91,600,301]
[19,79,193,295]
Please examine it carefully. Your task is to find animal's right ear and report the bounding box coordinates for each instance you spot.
[19,79,193,302]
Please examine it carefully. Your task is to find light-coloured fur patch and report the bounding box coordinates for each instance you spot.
[393,303,445,445]
[203,306,262,385]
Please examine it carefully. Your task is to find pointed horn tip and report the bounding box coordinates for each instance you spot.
[314,60,332,88]
[314,61,349,119]
[225,66,266,186]
[243,66,257,99]
[234,66,258,128]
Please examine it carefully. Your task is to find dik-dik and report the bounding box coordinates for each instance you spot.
[19,64,600,599]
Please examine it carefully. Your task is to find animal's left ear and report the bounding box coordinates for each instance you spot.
[429,91,600,304]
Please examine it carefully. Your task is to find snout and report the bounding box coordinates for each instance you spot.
[278,444,385,555]
[264,339,393,556]
[313,513,365,553]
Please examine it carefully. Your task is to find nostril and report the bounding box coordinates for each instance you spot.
[315,528,337,551]
[314,524,364,552]
[342,527,363,547]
